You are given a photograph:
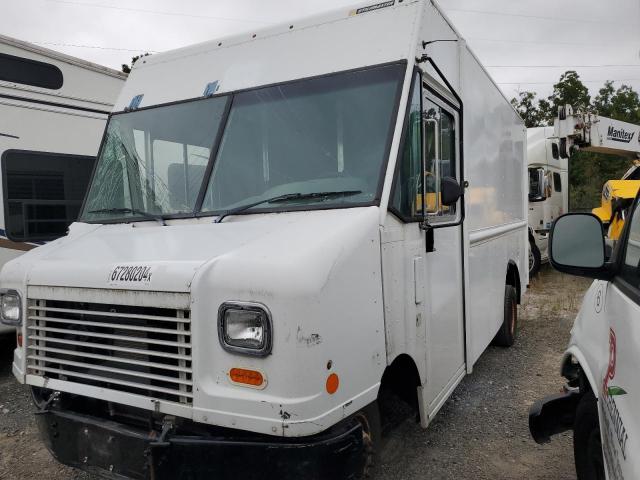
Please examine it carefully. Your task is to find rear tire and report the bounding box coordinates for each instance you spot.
[529,238,541,277]
[574,391,605,480]
[492,285,518,347]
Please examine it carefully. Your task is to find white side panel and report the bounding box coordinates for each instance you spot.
[467,228,524,365]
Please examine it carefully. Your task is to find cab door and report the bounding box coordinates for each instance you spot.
[420,87,465,417]
[386,71,466,424]
[601,197,640,478]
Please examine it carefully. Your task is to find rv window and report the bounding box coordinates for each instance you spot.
[553,172,562,192]
[2,151,95,242]
[391,73,422,220]
[0,53,63,90]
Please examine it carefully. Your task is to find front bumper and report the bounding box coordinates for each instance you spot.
[528,389,581,444]
[37,406,366,480]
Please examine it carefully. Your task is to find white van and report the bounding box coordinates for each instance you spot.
[2,1,527,478]
[529,205,640,479]
[0,35,125,334]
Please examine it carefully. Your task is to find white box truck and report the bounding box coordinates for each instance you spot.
[527,127,567,276]
[1,1,527,478]
[0,35,125,336]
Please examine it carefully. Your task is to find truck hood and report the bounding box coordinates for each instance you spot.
[8,207,379,293]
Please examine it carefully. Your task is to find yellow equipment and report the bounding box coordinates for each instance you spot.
[592,180,640,240]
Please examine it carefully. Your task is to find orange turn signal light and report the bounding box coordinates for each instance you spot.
[326,373,339,394]
[229,368,264,387]
[16,332,22,348]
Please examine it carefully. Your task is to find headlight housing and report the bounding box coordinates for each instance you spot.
[218,302,272,356]
[0,290,22,326]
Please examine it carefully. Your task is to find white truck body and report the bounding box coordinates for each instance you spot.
[530,107,640,479]
[3,1,526,476]
[0,35,125,334]
[527,126,568,270]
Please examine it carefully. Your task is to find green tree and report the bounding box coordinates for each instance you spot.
[594,81,640,124]
[510,91,545,127]
[121,53,151,74]
[541,70,591,123]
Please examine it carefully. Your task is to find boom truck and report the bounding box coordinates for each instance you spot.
[1,1,527,478]
[555,105,640,239]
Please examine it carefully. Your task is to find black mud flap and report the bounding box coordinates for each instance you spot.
[529,390,581,444]
[37,408,365,480]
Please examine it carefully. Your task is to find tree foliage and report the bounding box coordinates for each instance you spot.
[510,71,640,211]
[121,53,151,74]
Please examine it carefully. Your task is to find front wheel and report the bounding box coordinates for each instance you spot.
[574,391,605,480]
[529,238,541,277]
[491,285,518,347]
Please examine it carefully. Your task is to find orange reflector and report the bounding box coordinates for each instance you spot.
[16,332,22,348]
[229,368,264,387]
[326,373,339,394]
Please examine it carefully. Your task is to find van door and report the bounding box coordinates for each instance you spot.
[601,197,640,478]
[386,72,466,423]
[421,87,466,417]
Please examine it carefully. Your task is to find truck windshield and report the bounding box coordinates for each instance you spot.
[80,63,403,222]
[82,97,229,221]
[199,64,403,214]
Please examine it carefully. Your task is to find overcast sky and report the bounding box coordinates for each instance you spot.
[3,0,640,101]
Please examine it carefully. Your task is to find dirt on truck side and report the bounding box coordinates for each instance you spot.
[0,266,590,480]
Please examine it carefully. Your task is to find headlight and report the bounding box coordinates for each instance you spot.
[218,302,272,356]
[0,290,22,326]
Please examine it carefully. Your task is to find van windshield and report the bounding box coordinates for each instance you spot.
[81,63,403,222]
[82,97,229,222]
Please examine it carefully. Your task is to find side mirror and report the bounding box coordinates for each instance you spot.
[441,176,463,206]
[549,213,613,279]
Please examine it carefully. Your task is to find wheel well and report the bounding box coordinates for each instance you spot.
[506,261,521,304]
[378,354,421,427]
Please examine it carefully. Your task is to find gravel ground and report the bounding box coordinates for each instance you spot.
[0,266,591,480]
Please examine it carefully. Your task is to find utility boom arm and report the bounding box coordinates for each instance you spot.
[554,104,640,159]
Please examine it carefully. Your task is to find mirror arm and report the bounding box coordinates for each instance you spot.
[420,220,435,252]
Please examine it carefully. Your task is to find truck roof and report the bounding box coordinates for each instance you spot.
[116,0,425,110]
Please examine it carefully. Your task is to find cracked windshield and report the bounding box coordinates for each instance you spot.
[81,63,403,222]
[81,96,228,221]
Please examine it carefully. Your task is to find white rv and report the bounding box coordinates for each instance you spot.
[0,35,125,335]
[2,1,526,478]
[527,126,567,276]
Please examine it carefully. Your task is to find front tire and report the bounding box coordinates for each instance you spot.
[574,391,605,480]
[529,238,541,277]
[492,285,518,347]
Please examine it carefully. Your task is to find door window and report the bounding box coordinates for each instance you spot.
[391,73,422,220]
[620,199,640,288]
[553,172,562,193]
[424,98,457,217]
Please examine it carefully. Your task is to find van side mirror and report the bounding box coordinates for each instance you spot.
[549,213,614,279]
[441,176,462,206]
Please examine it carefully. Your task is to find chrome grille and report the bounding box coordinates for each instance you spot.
[26,298,193,404]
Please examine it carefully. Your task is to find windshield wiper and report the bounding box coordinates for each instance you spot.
[214,190,362,224]
[88,207,167,226]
